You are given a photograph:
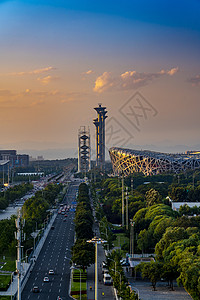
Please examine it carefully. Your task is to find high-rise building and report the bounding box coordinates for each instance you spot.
[78,126,91,173]
[93,104,108,170]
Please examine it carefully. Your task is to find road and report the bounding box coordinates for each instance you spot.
[22,183,79,300]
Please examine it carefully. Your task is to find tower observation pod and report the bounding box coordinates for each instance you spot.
[93,104,108,171]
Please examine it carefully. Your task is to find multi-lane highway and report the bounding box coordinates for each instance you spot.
[22,183,79,300]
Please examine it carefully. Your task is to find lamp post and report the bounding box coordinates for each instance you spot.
[70,266,81,300]
[132,286,140,299]
[108,258,116,275]
[126,187,129,231]
[121,172,124,227]
[130,219,135,258]
[11,271,14,300]
[111,269,121,298]
[99,221,108,250]
[25,247,33,264]
[87,237,106,300]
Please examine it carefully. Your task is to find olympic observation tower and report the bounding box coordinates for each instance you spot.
[93,104,108,171]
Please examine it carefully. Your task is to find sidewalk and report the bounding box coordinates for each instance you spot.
[124,267,192,300]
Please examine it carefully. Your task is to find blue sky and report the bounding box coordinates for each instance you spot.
[0,0,200,158]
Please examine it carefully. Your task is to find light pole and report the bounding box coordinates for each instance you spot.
[130,219,135,258]
[111,269,121,298]
[126,187,129,231]
[87,237,106,300]
[11,271,14,300]
[108,258,116,275]
[25,247,33,264]
[121,173,124,227]
[132,286,139,299]
[70,266,81,300]
[99,221,108,250]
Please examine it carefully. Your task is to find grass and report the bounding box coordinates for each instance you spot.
[0,257,15,292]
[113,233,129,248]
[0,275,11,291]
[71,269,87,300]
[0,297,11,300]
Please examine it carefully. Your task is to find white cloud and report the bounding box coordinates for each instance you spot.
[82,70,94,75]
[93,67,179,93]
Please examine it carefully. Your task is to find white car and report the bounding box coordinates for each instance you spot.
[49,269,55,275]
[43,276,49,282]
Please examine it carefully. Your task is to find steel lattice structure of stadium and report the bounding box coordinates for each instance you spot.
[109,147,200,176]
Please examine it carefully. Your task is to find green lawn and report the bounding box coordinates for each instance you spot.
[71,269,87,300]
[1,260,15,272]
[0,296,11,300]
[0,275,11,291]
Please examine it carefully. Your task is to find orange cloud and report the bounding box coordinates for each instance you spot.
[94,67,179,93]
[9,66,56,76]
[37,75,59,85]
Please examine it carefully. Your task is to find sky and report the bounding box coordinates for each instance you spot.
[0,0,200,159]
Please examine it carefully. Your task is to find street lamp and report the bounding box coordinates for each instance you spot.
[87,237,106,300]
[111,268,121,299]
[70,266,81,300]
[107,258,116,275]
[130,219,135,258]
[25,247,33,264]
[132,286,139,299]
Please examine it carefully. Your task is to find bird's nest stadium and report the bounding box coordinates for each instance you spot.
[109,147,200,176]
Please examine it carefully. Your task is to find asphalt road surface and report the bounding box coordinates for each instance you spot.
[22,183,79,300]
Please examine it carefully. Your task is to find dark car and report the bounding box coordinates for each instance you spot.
[32,286,40,293]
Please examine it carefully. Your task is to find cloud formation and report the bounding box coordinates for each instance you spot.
[83,70,94,75]
[93,67,179,93]
[187,75,200,86]
[9,67,56,76]
[37,75,60,85]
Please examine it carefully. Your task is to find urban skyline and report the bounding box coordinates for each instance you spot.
[0,1,200,159]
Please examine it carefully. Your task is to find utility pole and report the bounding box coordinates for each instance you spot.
[131,177,133,195]
[15,209,22,300]
[130,219,135,258]
[126,187,129,231]
[122,173,124,227]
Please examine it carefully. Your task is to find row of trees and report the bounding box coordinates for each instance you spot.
[72,183,95,271]
[91,172,200,299]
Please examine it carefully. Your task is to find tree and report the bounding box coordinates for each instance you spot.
[136,261,162,290]
[145,189,162,207]
[71,239,95,271]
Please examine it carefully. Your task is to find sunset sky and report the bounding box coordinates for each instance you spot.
[0,0,200,159]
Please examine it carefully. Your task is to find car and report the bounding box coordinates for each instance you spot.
[43,276,49,282]
[103,274,112,285]
[51,226,55,230]
[63,219,66,222]
[57,297,62,300]
[49,269,55,275]
[64,214,67,217]
[32,286,40,293]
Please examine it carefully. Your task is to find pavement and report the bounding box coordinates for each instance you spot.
[124,267,192,300]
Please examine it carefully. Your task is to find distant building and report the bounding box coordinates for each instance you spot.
[93,104,108,170]
[0,150,29,168]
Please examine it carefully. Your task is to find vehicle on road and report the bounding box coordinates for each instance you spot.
[43,276,49,282]
[32,286,40,293]
[49,269,55,275]
[103,274,112,285]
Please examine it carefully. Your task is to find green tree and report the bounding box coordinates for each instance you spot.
[72,239,95,272]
